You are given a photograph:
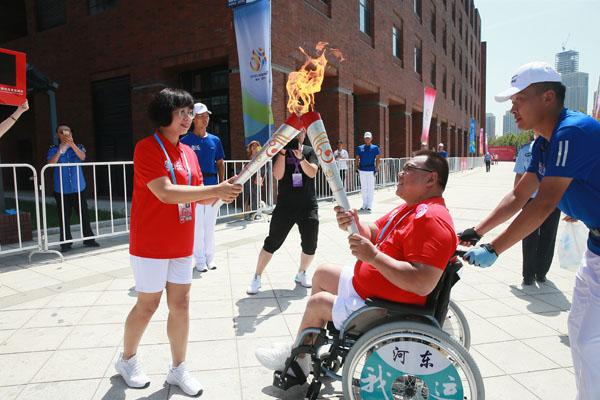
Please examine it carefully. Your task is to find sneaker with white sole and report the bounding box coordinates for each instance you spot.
[195,263,208,273]
[115,353,150,389]
[207,261,217,270]
[295,271,312,288]
[255,343,311,377]
[166,362,203,397]
[246,274,261,295]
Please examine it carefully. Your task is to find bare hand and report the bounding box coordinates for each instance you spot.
[348,234,378,264]
[217,176,242,204]
[334,205,358,232]
[19,99,29,113]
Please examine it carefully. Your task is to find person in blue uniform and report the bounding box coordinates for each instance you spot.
[47,124,99,251]
[180,103,225,272]
[459,61,600,400]
[355,131,380,211]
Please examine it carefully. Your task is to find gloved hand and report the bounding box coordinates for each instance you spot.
[463,244,498,268]
[458,227,482,246]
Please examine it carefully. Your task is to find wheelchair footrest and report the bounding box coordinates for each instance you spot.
[272,361,307,390]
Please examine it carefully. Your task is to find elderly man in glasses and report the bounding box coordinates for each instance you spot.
[254,151,457,380]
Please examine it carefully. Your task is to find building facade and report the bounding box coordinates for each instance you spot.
[502,109,520,135]
[555,49,588,114]
[485,112,495,139]
[0,0,486,171]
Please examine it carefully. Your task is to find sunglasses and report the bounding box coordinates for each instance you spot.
[402,163,433,173]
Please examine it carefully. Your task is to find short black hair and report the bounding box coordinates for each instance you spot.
[147,88,194,127]
[531,82,566,107]
[415,150,449,190]
[56,123,72,132]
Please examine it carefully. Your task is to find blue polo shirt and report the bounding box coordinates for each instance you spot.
[180,132,224,186]
[514,141,537,198]
[527,108,600,255]
[438,150,448,158]
[356,144,380,171]
[47,145,87,194]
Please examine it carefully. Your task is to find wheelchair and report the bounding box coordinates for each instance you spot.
[272,253,484,399]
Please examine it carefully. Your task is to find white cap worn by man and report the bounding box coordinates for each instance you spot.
[494,61,561,102]
[193,102,212,115]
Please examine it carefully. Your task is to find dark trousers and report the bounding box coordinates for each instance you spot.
[521,206,561,279]
[485,161,491,172]
[53,190,95,245]
[263,204,319,255]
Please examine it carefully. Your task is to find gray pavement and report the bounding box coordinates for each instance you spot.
[0,162,577,399]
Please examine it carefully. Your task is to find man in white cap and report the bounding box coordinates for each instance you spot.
[437,143,448,158]
[180,103,225,272]
[458,61,600,399]
[355,131,381,211]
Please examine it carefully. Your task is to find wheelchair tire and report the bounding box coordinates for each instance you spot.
[342,320,484,400]
[443,300,472,350]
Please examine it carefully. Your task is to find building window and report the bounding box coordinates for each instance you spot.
[451,39,456,64]
[88,0,117,15]
[442,67,447,96]
[36,0,66,31]
[442,23,447,53]
[430,57,437,87]
[459,15,463,37]
[359,0,372,36]
[430,6,436,40]
[459,50,462,72]
[459,86,462,108]
[414,40,422,78]
[0,1,28,42]
[413,0,422,22]
[392,25,403,65]
[452,1,456,24]
[452,78,456,102]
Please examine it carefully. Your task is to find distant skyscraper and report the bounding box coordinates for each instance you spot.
[485,113,496,139]
[555,49,589,113]
[503,110,520,134]
[593,76,600,119]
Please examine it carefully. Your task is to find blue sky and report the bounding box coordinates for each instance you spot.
[476,0,600,134]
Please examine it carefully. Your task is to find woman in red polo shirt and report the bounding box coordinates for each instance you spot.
[115,88,241,396]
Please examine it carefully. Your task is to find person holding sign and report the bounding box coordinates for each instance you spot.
[0,100,28,139]
[115,88,241,396]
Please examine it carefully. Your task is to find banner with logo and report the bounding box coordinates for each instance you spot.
[0,48,26,106]
[420,87,437,146]
[469,118,476,154]
[230,0,274,145]
[479,128,484,154]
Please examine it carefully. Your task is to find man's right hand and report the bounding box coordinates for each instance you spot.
[216,177,242,204]
[458,227,482,246]
[335,205,358,232]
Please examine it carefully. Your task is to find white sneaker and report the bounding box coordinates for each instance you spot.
[295,271,312,288]
[195,263,208,273]
[166,362,203,397]
[255,343,311,377]
[207,261,217,270]
[246,274,261,295]
[115,353,150,389]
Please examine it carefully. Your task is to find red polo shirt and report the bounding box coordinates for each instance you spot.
[129,133,203,259]
[352,197,457,305]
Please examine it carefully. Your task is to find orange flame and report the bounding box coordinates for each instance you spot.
[286,42,344,115]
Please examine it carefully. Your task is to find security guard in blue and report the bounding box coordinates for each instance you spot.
[180,103,225,272]
[459,61,600,400]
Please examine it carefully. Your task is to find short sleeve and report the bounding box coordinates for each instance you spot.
[513,148,526,174]
[375,146,381,156]
[545,126,588,179]
[526,139,542,174]
[402,213,457,269]
[215,137,225,161]
[133,139,169,185]
[185,147,203,186]
[47,146,58,161]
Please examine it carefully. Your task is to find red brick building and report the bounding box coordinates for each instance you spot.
[0,0,485,170]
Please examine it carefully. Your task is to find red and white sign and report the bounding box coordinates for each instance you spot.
[488,145,516,161]
[0,48,26,106]
[420,87,437,146]
[479,128,484,154]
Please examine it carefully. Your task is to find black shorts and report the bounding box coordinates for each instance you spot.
[263,204,319,255]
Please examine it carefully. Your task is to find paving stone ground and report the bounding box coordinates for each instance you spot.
[0,162,578,399]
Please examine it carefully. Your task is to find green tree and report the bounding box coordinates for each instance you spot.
[489,130,533,149]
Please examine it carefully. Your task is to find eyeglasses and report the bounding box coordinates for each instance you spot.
[176,109,195,119]
[402,163,433,173]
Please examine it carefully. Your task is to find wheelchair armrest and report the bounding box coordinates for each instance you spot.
[365,297,435,318]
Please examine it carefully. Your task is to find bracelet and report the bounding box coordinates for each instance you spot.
[10,116,17,121]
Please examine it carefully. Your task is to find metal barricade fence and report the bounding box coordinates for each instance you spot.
[0,164,43,259]
[40,161,133,254]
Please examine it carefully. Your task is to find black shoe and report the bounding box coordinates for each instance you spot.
[83,240,100,248]
[522,276,534,286]
[60,244,72,252]
[535,275,547,283]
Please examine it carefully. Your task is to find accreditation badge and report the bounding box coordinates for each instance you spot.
[178,203,193,223]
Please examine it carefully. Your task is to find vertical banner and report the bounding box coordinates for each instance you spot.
[593,91,600,120]
[0,48,26,106]
[420,87,437,146]
[230,0,274,145]
[479,128,484,154]
[469,118,476,154]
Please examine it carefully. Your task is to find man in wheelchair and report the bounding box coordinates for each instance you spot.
[255,151,458,389]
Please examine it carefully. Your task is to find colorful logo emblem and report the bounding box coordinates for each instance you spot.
[250,48,268,72]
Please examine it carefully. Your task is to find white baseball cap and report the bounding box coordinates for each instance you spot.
[364,131,373,139]
[495,61,562,102]
[193,102,212,115]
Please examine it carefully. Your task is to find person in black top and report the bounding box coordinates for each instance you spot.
[247,129,319,294]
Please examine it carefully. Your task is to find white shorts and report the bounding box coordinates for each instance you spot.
[332,265,366,329]
[130,255,194,293]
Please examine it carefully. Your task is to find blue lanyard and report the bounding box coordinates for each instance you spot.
[376,207,413,247]
[154,133,192,185]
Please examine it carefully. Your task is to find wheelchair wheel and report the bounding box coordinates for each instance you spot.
[342,320,484,400]
[443,300,472,349]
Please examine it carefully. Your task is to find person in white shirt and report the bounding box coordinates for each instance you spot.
[333,140,349,188]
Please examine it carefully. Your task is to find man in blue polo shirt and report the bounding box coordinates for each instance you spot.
[180,103,225,272]
[355,131,380,211]
[458,61,600,399]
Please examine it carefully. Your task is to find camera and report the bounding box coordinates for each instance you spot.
[284,138,300,150]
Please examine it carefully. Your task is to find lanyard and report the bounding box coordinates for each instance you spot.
[376,207,414,248]
[154,133,192,186]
